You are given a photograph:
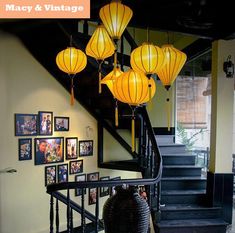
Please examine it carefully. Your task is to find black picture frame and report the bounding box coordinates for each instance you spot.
[45,165,56,186]
[34,137,64,165]
[66,137,78,160]
[79,140,93,157]
[100,176,110,197]
[75,174,86,196]
[87,172,99,205]
[58,164,68,183]
[15,113,37,136]
[18,138,32,161]
[54,116,69,132]
[69,160,83,174]
[38,111,53,135]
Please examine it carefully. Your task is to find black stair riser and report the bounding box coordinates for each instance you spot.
[161,208,221,220]
[161,194,206,205]
[162,156,196,165]
[159,146,186,154]
[162,168,202,177]
[157,225,227,233]
[161,180,206,191]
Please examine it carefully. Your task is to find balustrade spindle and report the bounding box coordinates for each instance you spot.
[95,188,99,233]
[56,199,59,233]
[50,195,54,233]
[67,189,71,233]
[70,209,73,233]
[81,188,86,233]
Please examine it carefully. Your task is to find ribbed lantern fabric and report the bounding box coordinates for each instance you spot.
[99,0,133,40]
[56,47,87,105]
[101,67,123,96]
[157,44,187,89]
[85,25,115,61]
[130,42,165,76]
[113,69,156,106]
[56,47,87,75]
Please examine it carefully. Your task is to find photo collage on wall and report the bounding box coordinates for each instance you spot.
[15,111,94,202]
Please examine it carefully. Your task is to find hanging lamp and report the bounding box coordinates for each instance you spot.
[56,46,87,105]
[113,69,156,152]
[101,66,123,126]
[157,44,187,131]
[86,25,115,93]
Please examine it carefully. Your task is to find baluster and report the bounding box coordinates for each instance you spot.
[95,188,99,233]
[81,188,86,233]
[67,189,71,233]
[56,199,59,233]
[156,182,161,222]
[50,195,54,233]
[70,209,73,233]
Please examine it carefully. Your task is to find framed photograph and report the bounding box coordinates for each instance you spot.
[75,174,86,196]
[38,111,53,135]
[15,113,37,136]
[54,117,69,131]
[79,140,93,157]
[66,137,78,160]
[110,176,121,196]
[58,164,68,183]
[100,176,110,197]
[69,160,83,174]
[18,138,32,161]
[45,165,56,186]
[87,172,99,205]
[34,137,64,165]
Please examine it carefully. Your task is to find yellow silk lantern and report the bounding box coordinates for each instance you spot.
[130,42,165,76]
[101,67,123,127]
[56,47,87,105]
[86,25,115,93]
[113,69,156,151]
[157,44,187,130]
[99,0,133,41]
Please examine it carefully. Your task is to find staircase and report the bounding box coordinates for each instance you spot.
[155,135,228,233]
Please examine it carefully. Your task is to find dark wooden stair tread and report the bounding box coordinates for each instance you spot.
[161,204,221,211]
[158,218,228,228]
[161,190,206,195]
[163,165,203,168]
[161,176,206,180]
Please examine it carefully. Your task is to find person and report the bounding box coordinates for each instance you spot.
[46,115,51,134]
[41,117,47,134]
[35,140,47,165]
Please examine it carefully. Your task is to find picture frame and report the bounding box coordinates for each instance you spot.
[75,174,86,196]
[34,137,64,165]
[79,140,93,157]
[100,176,110,197]
[18,138,32,161]
[69,160,83,174]
[54,116,69,132]
[66,137,78,160]
[38,111,53,135]
[45,165,56,186]
[15,113,37,136]
[87,172,99,205]
[110,176,121,196]
[58,164,68,183]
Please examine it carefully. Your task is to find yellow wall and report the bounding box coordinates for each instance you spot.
[0,32,139,233]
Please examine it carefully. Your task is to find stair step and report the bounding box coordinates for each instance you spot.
[159,144,187,154]
[155,135,174,144]
[161,204,222,220]
[157,218,227,233]
[162,165,202,177]
[161,177,207,191]
[161,190,206,205]
[162,154,196,165]
[60,222,103,233]
[99,160,140,172]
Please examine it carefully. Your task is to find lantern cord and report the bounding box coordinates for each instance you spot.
[147,27,149,43]
[166,90,171,131]
[70,76,75,106]
[114,48,118,69]
[98,62,103,94]
[148,83,152,111]
[115,99,119,127]
[131,108,135,152]
[70,35,73,47]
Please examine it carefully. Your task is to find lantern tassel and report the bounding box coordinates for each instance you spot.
[166,90,171,131]
[98,62,102,94]
[70,77,75,106]
[115,100,119,127]
[131,110,135,152]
